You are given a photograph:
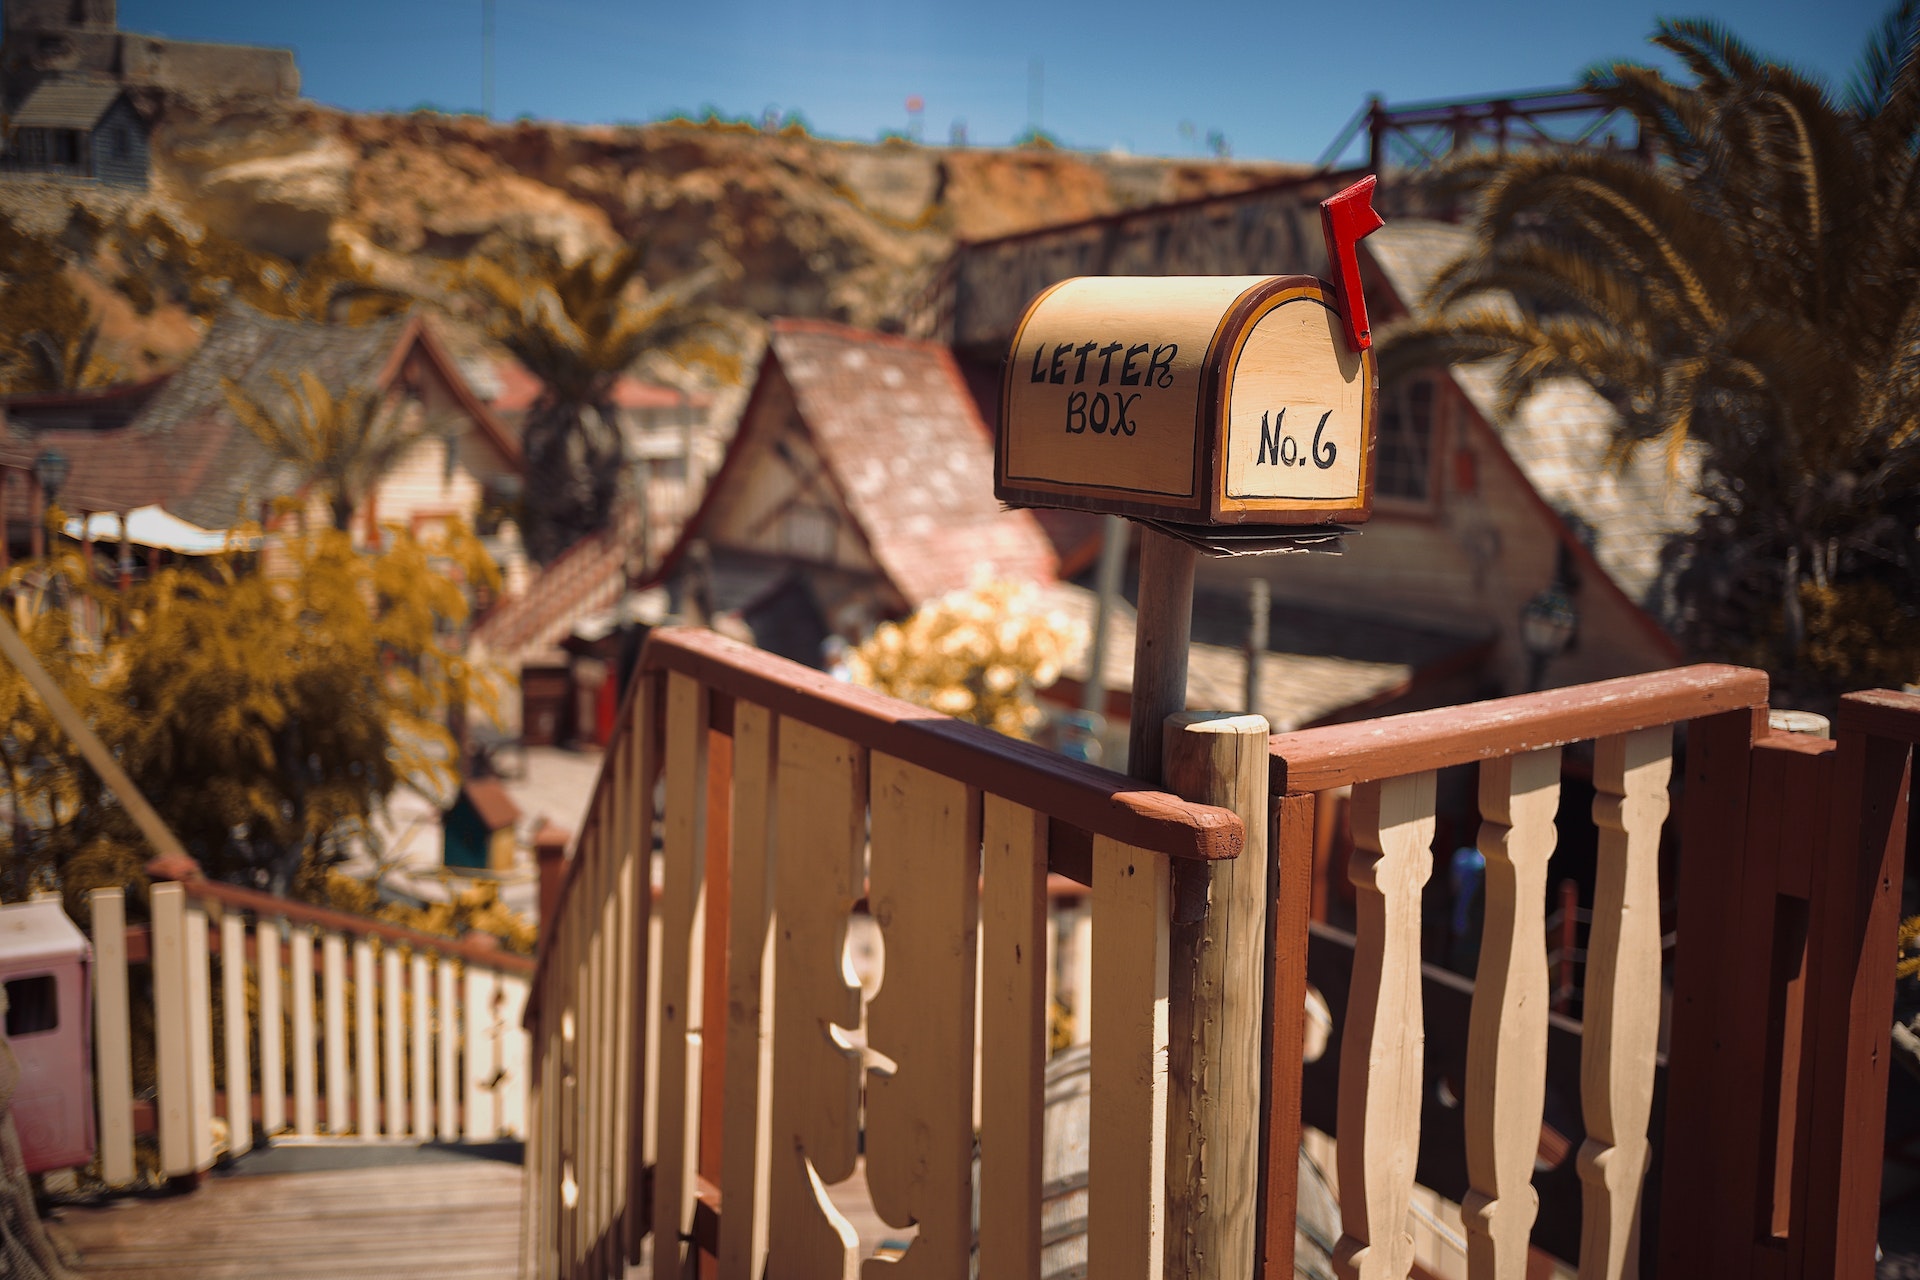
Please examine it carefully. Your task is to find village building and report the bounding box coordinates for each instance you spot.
[0,0,297,111]
[651,317,1059,666]
[0,302,525,582]
[0,77,147,185]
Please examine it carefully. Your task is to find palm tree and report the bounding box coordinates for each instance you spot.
[1378,5,1920,701]
[222,372,429,534]
[461,243,733,563]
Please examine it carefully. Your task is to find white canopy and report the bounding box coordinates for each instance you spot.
[63,506,261,556]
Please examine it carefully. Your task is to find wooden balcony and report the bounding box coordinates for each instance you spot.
[520,628,1916,1279]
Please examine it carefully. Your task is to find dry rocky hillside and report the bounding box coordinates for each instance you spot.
[0,97,1304,397]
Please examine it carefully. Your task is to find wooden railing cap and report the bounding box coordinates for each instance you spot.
[1267,663,1770,794]
[636,625,1245,863]
[146,858,536,976]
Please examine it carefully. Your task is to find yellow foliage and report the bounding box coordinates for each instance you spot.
[324,870,537,958]
[1900,916,1920,984]
[846,578,1082,739]
[0,523,505,909]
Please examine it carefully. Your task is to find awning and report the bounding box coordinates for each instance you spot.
[63,506,261,555]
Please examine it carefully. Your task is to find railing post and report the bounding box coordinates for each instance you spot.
[88,887,136,1186]
[150,881,195,1179]
[1163,711,1270,1280]
[1659,705,1762,1276]
[1793,693,1915,1277]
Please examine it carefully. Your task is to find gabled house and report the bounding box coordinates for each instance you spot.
[0,305,526,594]
[0,302,526,575]
[0,77,147,185]
[1217,219,1692,700]
[651,317,1059,667]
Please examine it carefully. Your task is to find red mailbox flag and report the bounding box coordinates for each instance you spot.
[1320,175,1385,353]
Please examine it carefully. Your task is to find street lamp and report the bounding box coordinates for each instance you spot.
[1519,584,1578,692]
[32,449,69,508]
[30,449,68,560]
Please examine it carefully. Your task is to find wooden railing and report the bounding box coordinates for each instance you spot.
[525,635,1915,1280]
[521,626,1250,1280]
[1264,669,1918,1280]
[84,869,534,1185]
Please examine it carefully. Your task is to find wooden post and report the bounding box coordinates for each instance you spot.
[89,888,135,1186]
[1125,529,1195,780]
[1163,712,1270,1280]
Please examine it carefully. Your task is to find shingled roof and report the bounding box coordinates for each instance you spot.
[116,302,520,531]
[1365,222,1703,610]
[761,318,1056,604]
[11,79,126,131]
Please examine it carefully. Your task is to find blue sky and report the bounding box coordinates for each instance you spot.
[122,0,1894,162]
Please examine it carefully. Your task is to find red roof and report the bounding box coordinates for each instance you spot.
[660,318,1057,607]
[459,778,522,831]
[488,360,710,414]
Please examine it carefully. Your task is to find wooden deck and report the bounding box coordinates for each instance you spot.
[51,1153,901,1279]
[55,1162,526,1279]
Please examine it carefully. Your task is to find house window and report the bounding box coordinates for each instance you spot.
[4,974,57,1036]
[1376,378,1437,504]
[783,504,839,561]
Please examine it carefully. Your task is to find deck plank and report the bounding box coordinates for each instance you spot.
[56,1163,525,1280]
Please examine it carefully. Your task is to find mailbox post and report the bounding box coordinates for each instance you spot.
[994,176,1384,1280]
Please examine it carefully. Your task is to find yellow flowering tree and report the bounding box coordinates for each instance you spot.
[846,579,1082,739]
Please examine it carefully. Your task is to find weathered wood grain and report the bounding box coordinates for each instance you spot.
[978,795,1048,1280]
[862,753,982,1277]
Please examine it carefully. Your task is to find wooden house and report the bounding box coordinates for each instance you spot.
[441,778,521,872]
[0,303,526,578]
[0,77,147,185]
[650,317,1058,666]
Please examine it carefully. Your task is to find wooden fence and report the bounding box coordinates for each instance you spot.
[85,871,536,1185]
[525,629,1915,1280]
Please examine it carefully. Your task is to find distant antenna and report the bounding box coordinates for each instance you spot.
[1027,58,1043,137]
[482,0,495,118]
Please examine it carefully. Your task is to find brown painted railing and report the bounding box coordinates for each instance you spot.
[1263,668,1917,1280]
[522,626,1250,1280]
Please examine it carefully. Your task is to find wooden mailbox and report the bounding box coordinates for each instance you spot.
[997,275,1375,527]
[995,176,1385,533]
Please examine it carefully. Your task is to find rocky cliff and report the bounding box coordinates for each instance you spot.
[1,98,1306,392]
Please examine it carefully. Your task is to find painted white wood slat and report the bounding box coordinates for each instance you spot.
[863,753,982,1276]
[438,957,460,1141]
[1087,836,1171,1280]
[1333,770,1438,1280]
[467,965,499,1140]
[767,716,866,1280]
[221,910,254,1158]
[258,919,284,1137]
[1463,748,1562,1279]
[652,671,710,1280]
[499,974,530,1140]
[355,937,378,1137]
[290,926,317,1138]
[88,888,136,1186]
[978,796,1048,1280]
[323,932,349,1134]
[412,951,433,1138]
[150,883,193,1176]
[185,906,215,1169]
[383,945,407,1137]
[719,702,779,1280]
[1578,727,1672,1280]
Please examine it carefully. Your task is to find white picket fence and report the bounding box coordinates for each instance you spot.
[86,878,533,1185]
